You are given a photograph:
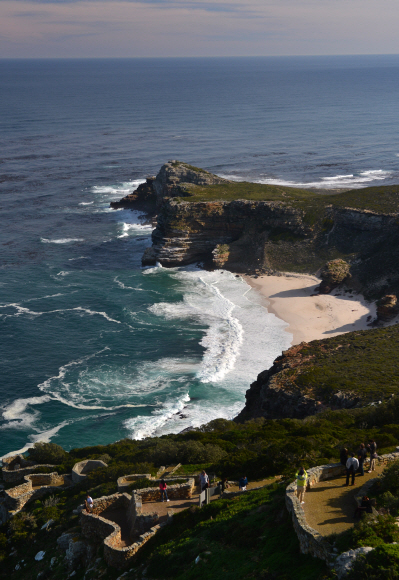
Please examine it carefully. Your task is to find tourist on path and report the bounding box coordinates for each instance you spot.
[199,470,209,492]
[354,495,373,518]
[159,479,170,502]
[239,476,248,491]
[367,439,378,472]
[345,453,359,486]
[218,478,229,492]
[85,494,93,513]
[295,467,308,504]
[357,443,367,476]
[340,448,348,467]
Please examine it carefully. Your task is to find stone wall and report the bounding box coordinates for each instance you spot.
[131,478,194,503]
[72,459,108,483]
[1,455,55,483]
[286,452,399,562]
[4,472,66,513]
[80,492,168,569]
[117,474,153,493]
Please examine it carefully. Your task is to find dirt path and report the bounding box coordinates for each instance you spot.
[303,466,385,536]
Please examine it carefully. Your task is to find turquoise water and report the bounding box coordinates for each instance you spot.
[1,56,399,456]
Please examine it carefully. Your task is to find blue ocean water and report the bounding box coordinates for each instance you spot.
[1,56,399,456]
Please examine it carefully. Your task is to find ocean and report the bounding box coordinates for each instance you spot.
[1,55,399,456]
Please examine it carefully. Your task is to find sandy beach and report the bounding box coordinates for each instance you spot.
[245,273,376,345]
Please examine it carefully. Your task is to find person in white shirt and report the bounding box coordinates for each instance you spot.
[85,494,94,512]
[345,454,359,486]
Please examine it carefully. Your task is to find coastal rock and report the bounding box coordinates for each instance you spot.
[376,294,399,322]
[334,547,374,578]
[319,259,350,294]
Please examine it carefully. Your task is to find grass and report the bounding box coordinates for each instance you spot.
[127,483,328,580]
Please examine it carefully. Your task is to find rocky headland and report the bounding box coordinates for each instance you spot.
[112,160,399,303]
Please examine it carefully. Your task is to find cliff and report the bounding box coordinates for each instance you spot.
[111,161,399,300]
[235,323,399,423]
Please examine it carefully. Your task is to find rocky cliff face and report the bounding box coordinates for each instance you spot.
[111,161,399,300]
[142,199,309,268]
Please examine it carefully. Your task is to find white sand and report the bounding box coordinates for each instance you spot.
[244,273,376,345]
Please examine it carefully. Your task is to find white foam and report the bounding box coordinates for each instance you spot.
[78,202,94,206]
[41,238,84,244]
[124,393,190,440]
[253,169,393,189]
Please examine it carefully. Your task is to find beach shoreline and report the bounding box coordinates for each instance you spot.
[244,273,376,345]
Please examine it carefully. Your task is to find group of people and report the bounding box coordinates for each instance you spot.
[341,439,378,486]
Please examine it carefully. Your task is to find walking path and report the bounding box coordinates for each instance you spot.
[303,466,385,536]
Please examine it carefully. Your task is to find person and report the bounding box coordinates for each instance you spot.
[357,443,367,476]
[345,453,359,486]
[295,467,308,504]
[367,439,378,473]
[340,448,348,467]
[239,476,248,491]
[354,496,373,518]
[85,494,93,513]
[199,470,209,492]
[159,479,170,502]
[218,478,229,492]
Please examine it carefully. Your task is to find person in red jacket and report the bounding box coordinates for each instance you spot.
[159,479,170,502]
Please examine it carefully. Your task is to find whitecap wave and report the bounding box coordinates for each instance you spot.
[254,169,393,189]
[124,392,190,440]
[78,201,94,206]
[41,238,84,244]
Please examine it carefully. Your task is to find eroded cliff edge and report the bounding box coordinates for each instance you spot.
[111,160,399,301]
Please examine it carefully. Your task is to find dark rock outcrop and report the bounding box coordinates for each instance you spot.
[319,259,351,294]
[376,294,399,322]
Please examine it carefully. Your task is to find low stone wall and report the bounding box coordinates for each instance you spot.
[2,454,55,483]
[286,452,399,562]
[4,472,66,513]
[117,474,153,493]
[72,459,108,483]
[80,492,168,569]
[132,478,195,503]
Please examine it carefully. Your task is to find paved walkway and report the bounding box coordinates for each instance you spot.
[303,466,385,536]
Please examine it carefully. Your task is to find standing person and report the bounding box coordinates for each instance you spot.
[340,448,348,467]
[199,470,209,491]
[239,476,248,491]
[295,467,308,504]
[357,443,367,476]
[367,439,378,473]
[345,453,359,486]
[85,494,93,513]
[218,478,229,492]
[159,479,170,502]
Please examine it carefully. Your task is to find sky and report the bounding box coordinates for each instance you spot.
[1,0,399,58]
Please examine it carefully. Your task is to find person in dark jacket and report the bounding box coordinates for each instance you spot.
[367,440,378,472]
[340,448,348,467]
[354,496,373,518]
[218,478,229,492]
[357,443,367,476]
[239,476,248,491]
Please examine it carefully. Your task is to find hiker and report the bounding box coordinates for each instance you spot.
[239,476,248,491]
[159,479,170,502]
[357,443,367,476]
[354,495,373,518]
[367,439,378,472]
[199,470,209,491]
[218,478,229,492]
[340,448,348,467]
[345,453,359,486]
[85,494,93,513]
[295,467,308,504]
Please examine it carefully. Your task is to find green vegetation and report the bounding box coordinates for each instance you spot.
[171,161,208,173]
[284,325,399,402]
[28,442,68,465]
[347,544,399,579]
[129,483,328,580]
[179,181,399,216]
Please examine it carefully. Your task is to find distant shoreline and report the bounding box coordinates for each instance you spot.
[244,272,376,345]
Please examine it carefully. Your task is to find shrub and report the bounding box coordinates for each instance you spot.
[43,495,60,508]
[379,460,399,497]
[348,544,399,579]
[28,442,67,465]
